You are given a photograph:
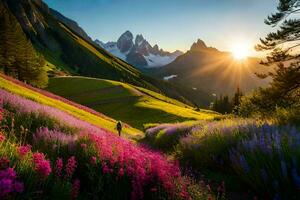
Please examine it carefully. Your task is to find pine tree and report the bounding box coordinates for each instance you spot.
[0,2,48,88]
[212,94,233,114]
[232,87,243,114]
[256,0,300,106]
[0,5,18,76]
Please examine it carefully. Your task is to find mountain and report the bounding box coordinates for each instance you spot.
[146,39,270,96]
[50,8,92,42]
[1,0,210,107]
[95,31,183,68]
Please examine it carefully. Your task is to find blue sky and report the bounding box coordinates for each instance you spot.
[44,0,278,55]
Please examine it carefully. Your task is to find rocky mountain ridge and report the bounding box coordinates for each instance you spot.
[95,31,183,68]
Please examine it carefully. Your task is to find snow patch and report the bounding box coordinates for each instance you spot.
[103,42,127,60]
[163,75,178,81]
[145,54,177,67]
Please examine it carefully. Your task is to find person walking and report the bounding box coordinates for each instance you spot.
[116,121,122,137]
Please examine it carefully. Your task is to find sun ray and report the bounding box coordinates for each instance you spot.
[231,43,250,60]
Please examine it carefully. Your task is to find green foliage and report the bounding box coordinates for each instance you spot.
[272,102,300,125]
[252,0,300,124]
[0,3,48,88]
[238,87,300,125]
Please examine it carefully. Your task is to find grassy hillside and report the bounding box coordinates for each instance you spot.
[0,73,211,199]
[47,77,217,130]
[0,74,142,140]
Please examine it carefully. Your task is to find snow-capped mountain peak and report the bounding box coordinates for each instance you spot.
[135,34,145,46]
[94,31,183,68]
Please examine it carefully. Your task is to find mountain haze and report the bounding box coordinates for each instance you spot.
[147,39,270,95]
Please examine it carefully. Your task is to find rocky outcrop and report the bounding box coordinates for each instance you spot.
[117,31,134,53]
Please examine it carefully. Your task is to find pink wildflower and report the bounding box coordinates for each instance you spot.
[17,145,31,158]
[0,107,4,122]
[90,156,97,165]
[32,152,52,179]
[0,134,5,143]
[102,164,110,174]
[55,158,63,178]
[118,168,124,177]
[80,143,87,150]
[71,179,80,199]
[65,156,77,179]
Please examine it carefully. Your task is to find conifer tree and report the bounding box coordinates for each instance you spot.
[232,87,243,113]
[256,0,300,105]
[0,2,48,88]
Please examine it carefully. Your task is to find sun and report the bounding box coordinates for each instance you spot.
[231,43,250,60]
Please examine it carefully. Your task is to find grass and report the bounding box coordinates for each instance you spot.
[46,76,218,130]
[0,75,214,199]
[0,76,142,140]
[145,119,300,199]
[59,23,143,79]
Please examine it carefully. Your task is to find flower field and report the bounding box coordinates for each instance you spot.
[146,119,300,199]
[0,75,141,139]
[0,78,214,199]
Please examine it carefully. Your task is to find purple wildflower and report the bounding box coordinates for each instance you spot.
[34,127,77,146]
[55,158,63,178]
[65,156,76,179]
[71,179,80,199]
[0,168,24,198]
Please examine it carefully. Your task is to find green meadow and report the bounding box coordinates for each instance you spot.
[47,76,217,130]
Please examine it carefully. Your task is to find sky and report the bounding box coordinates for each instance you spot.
[44,0,278,56]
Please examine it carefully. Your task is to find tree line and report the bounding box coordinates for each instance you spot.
[211,87,243,114]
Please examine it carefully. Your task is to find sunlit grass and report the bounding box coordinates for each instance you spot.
[59,23,141,77]
[0,77,142,139]
[47,77,218,130]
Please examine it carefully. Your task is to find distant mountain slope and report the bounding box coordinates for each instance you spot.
[95,31,183,68]
[147,39,270,95]
[2,0,209,107]
[47,76,217,130]
[50,8,92,42]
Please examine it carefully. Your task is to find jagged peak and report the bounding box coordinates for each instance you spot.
[190,39,207,51]
[120,30,134,39]
[135,34,145,46]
